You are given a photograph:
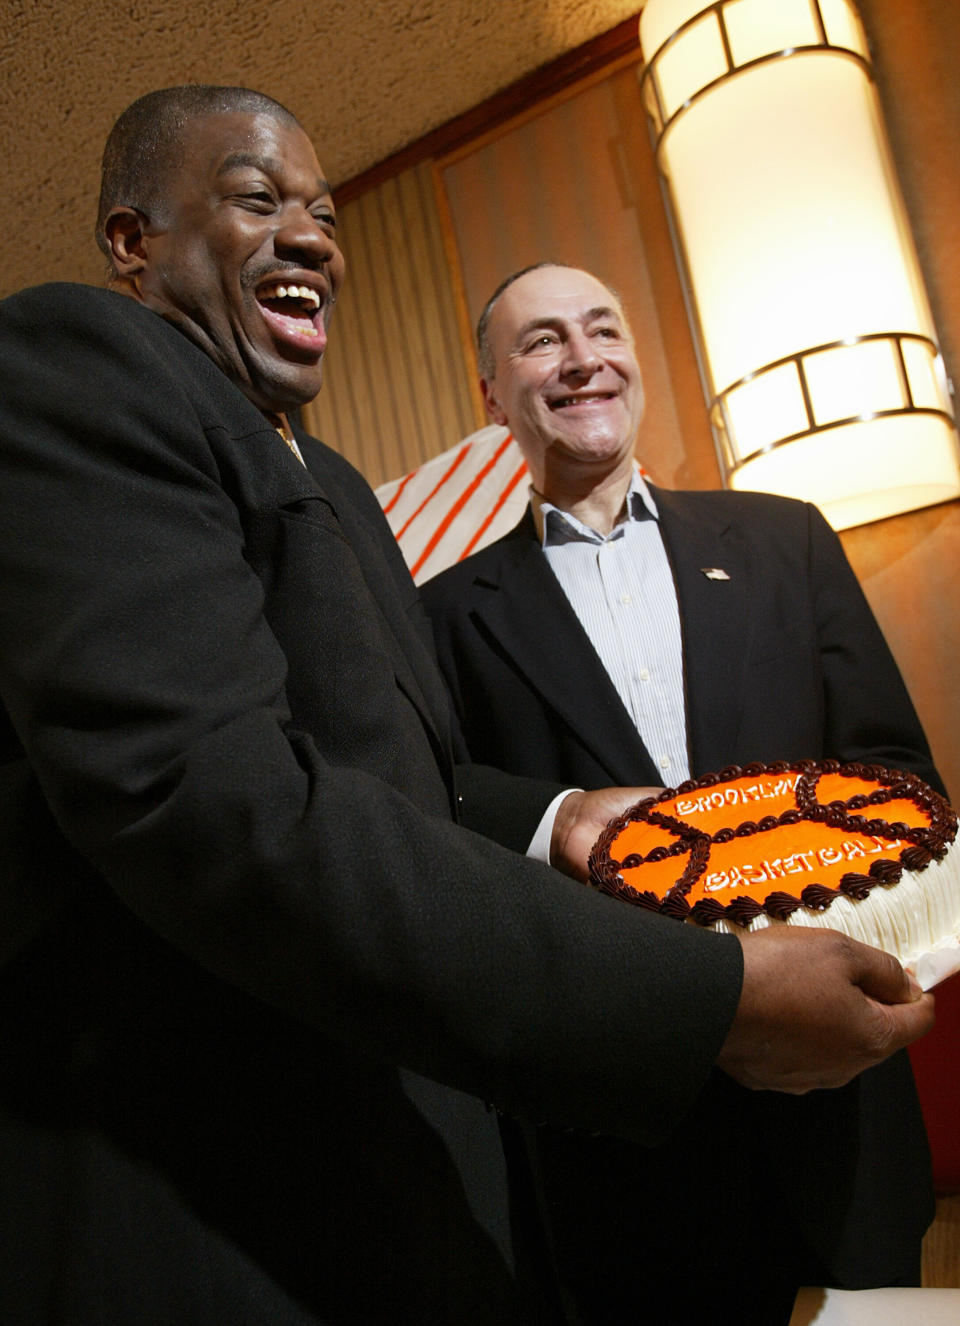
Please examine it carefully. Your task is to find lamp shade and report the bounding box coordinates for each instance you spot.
[639,0,960,529]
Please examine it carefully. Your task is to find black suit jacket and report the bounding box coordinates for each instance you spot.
[0,286,746,1324]
[423,496,944,793]
[422,494,937,1310]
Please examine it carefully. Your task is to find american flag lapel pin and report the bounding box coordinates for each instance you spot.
[700,567,730,581]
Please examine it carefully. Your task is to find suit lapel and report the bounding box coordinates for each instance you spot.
[264,433,454,774]
[654,488,756,775]
[469,515,662,786]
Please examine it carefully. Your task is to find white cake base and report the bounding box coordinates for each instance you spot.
[704,849,960,989]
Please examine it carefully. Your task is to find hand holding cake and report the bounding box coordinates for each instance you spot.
[549,783,664,882]
[716,925,934,1093]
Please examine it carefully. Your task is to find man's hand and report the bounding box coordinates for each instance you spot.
[550,787,662,882]
[717,926,935,1093]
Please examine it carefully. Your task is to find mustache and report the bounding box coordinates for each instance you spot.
[242,259,329,291]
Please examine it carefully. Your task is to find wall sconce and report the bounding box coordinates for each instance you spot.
[639,0,960,530]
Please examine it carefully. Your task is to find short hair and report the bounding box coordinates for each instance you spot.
[95,85,300,262]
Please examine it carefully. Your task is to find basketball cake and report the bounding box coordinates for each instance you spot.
[589,760,960,988]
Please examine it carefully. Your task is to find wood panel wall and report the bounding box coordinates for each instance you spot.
[302,161,478,490]
[437,62,717,492]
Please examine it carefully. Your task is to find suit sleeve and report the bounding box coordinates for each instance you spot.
[0,285,744,1146]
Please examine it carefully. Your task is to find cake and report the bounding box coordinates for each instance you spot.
[588,760,960,985]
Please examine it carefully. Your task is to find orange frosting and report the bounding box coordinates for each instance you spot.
[606,768,935,907]
[613,819,910,905]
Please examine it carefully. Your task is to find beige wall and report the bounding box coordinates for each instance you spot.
[842,0,960,803]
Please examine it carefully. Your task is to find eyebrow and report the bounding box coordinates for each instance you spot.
[514,306,624,342]
[216,151,331,197]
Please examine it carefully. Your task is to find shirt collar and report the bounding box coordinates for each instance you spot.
[531,468,658,547]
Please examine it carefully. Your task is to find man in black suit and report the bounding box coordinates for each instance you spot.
[0,98,933,1324]
[423,262,942,1322]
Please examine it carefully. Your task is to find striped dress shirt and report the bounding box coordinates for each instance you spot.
[534,474,690,785]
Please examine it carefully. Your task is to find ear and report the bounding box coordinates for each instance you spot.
[102,206,150,278]
[480,376,508,426]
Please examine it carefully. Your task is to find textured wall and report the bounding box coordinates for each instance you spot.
[0,0,640,299]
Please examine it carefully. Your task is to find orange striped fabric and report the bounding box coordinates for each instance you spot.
[375,426,531,584]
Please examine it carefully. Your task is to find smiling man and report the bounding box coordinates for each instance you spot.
[96,90,343,414]
[477,263,645,535]
[0,98,937,1326]
[423,262,943,1323]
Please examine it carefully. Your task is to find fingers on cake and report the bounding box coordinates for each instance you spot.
[589,760,960,988]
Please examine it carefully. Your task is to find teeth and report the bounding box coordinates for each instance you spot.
[554,394,608,407]
[261,283,321,309]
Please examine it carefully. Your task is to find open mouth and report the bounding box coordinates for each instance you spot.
[257,281,326,351]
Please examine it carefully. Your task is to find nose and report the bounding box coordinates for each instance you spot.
[274,204,341,272]
[561,328,601,378]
